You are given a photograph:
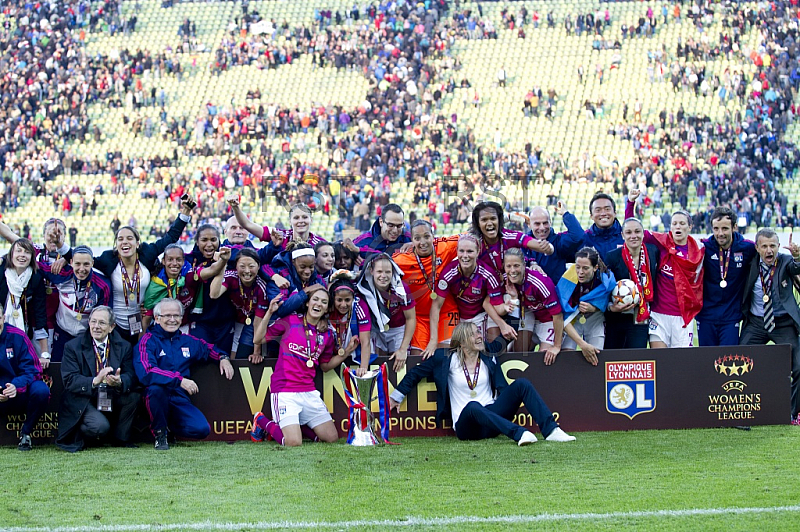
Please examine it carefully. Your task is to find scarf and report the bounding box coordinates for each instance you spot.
[143,260,192,310]
[556,265,616,326]
[622,245,654,323]
[356,258,408,332]
[5,266,32,331]
[650,231,704,326]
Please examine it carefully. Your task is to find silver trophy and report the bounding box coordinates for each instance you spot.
[345,367,381,446]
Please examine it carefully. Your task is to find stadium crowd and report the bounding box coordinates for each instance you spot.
[5,0,800,452]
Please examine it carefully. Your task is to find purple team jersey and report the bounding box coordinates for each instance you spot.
[515,268,562,323]
[435,261,504,320]
[221,270,269,323]
[267,313,335,393]
[479,230,532,277]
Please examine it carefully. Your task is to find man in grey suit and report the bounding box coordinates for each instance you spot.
[740,228,800,424]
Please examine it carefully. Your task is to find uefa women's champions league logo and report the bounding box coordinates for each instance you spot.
[605,361,657,419]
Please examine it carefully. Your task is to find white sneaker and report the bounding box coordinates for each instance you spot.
[517,431,537,446]
[545,427,576,442]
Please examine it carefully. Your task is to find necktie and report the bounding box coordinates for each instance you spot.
[98,344,107,367]
[762,267,775,333]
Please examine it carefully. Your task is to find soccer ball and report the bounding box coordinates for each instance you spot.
[611,279,641,306]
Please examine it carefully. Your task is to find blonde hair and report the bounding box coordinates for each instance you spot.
[449,321,480,364]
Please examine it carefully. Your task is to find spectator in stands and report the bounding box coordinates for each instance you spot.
[697,208,756,347]
[56,306,140,452]
[251,289,352,446]
[389,321,575,445]
[93,198,193,346]
[0,304,50,451]
[604,218,659,349]
[499,248,563,357]
[135,298,233,450]
[352,204,412,256]
[209,248,268,363]
[582,193,624,261]
[0,239,49,367]
[525,202,584,282]
[39,247,112,360]
[557,247,615,365]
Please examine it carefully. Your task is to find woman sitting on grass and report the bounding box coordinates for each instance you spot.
[389,321,575,446]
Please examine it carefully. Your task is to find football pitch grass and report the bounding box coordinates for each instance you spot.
[2,427,799,531]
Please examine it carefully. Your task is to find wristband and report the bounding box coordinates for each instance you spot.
[40,352,51,360]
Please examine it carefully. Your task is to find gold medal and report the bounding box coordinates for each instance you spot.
[76,313,82,321]
[12,311,19,319]
[430,293,438,300]
[579,316,587,325]
[469,390,477,398]
[306,359,314,368]
[384,324,390,332]
[46,287,53,295]
[720,280,727,288]
[338,348,345,357]
[194,273,199,282]
[763,295,770,303]
[245,317,252,326]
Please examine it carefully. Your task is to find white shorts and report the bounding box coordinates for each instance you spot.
[532,320,559,346]
[271,391,332,429]
[371,326,406,354]
[461,312,498,338]
[648,312,694,347]
[562,311,605,351]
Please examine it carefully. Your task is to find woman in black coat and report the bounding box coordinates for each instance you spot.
[604,218,660,349]
[0,238,48,367]
[93,199,193,345]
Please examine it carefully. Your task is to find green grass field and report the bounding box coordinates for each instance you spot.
[2,427,799,531]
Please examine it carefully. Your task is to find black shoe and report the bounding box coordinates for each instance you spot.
[154,431,169,451]
[18,434,32,451]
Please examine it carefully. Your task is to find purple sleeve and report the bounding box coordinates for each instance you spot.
[486,271,504,306]
[264,316,289,342]
[319,332,336,364]
[400,282,416,310]
[254,281,269,318]
[625,199,635,220]
[355,298,371,333]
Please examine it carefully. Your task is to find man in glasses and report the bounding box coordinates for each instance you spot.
[133,298,234,450]
[352,203,413,255]
[56,306,139,452]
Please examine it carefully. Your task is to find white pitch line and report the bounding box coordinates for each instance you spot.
[8,505,800,532]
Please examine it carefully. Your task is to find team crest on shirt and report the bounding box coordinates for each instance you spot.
[181,347,191,358]
[471,288,481,294]
[438,280,448,290]
[734,252,743,267]
[5,348,13,359]
[606,361,656,419]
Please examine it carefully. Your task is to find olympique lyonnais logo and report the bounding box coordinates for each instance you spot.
[605,361,656,420]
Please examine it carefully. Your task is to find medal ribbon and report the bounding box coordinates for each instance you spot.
[414,247,437,292]
[119,260,140,304]
[302,315,323,364]
[759,262,777,299]
[334,309,352,353]
[238,279,255,322]
[481,236,504,277]
[719,248,730,283]
[456,265,477,298]
[92,341,110,375]
[73,279,93,316]
[462,357,481,390]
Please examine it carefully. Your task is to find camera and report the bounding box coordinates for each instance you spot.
[180,193,197,210]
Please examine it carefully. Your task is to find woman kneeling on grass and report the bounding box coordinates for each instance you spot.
[250,288,355,446]
[389,321,575,446]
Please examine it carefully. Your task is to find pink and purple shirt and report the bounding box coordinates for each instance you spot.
[514,268,562,323]
[267,313,335,393]
[221,270,269,323]
[479,230,533,278]
[435,261,504,320]
[379,281,416,328]
[261,226,327,249]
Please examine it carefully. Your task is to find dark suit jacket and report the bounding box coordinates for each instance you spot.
[56,329,137,452]
[394,341,509,424]
[604,244,660,326]
[0,260,47,336]
[742,253,800,331]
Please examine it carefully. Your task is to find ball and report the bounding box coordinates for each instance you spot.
[611,279,641,306]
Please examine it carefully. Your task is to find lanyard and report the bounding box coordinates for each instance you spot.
[719,248,730,284]
[462,357,481,390]
[414,247,437,292]
[238,279,255,319]
[119,260,140,304]
[73,278,93,316]
[457,265,477,298]
[302,315,324,365]
[481,237,504,277]
[759,262,776,298]
[93,341,110,374]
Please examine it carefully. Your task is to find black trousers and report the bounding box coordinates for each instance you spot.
[454,379,558,442]
[605,318,649,349]
[80,391,141,443]
[740,315,800,418]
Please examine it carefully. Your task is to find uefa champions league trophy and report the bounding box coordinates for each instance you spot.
[341,365,381,446]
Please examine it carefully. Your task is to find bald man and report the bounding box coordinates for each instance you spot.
[525,202,585,282]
